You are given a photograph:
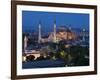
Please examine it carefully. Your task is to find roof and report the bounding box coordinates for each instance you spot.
[57,26,71,32]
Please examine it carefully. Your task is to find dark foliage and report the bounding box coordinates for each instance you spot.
[26,55,35,61]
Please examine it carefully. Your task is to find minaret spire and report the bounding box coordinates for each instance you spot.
[38,21,42,43]
[24,36,28,53]
[82,28,85,41]
[53,18,56,42]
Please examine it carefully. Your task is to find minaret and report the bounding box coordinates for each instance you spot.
[82,28,85,41]
[38,22,42,43]
[69,27,71,31]
[24,36,28,53]
[53,19,56,43]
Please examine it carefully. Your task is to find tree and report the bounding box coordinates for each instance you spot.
[26,55,35,61]
[69,45,89,66]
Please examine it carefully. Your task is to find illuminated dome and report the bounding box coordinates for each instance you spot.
[57,26,71,32]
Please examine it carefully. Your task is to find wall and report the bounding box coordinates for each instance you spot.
[0,0,99,80]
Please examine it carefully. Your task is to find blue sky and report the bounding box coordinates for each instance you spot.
[22,11,89,32]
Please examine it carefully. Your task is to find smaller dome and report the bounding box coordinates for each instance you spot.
[58,26,71,32]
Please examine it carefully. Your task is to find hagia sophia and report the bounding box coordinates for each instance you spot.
[48,27,77,42]
[36,21,77,43]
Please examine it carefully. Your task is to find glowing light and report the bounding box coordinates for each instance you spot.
[83,28,86,32]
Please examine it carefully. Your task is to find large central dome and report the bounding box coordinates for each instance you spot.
[57,26,71,32]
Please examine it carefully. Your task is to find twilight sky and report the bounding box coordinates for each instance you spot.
[22,11,89,33]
